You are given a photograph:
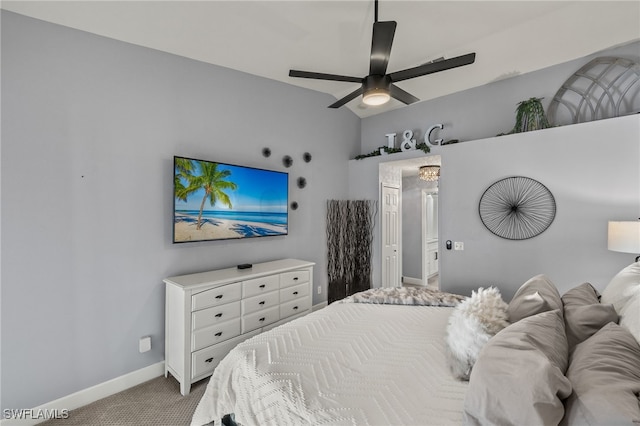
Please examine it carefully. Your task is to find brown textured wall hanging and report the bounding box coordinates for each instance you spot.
[326,200,378,303]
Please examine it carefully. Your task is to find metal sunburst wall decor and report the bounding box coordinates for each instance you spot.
[479,176,556,240]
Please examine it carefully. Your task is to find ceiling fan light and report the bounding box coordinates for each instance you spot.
[363,88,391,106]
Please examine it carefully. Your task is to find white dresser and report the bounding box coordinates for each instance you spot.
[164,258,315,395]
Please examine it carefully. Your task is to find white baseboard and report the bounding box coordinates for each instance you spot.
[312,301,328,311]
[1,361,165,426]
[402,276,424,286]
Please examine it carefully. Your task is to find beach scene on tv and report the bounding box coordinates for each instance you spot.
[174,157,288,242]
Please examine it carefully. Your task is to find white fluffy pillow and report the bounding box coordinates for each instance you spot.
[601,262,640,344]
[445,287,510,380]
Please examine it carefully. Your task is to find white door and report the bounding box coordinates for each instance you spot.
[381,184,400,287]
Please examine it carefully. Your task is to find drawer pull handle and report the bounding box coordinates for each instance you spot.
[259,301,265,305]
[215,295,223,299]
[293,306,299,310]
[293,277,299,281]
[259,317,266,322]
[215,313,223,318]
[215,332,223,337]
[205,357,214,363]
[293,291,298,295]
[259,284,266,288]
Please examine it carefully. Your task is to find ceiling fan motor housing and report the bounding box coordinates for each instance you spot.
[363,74,391,92]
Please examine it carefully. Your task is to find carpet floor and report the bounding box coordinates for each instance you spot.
[41,376,208,426]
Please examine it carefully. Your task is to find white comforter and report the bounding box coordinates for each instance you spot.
[191,302,468,426]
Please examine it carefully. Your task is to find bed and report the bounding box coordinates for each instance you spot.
[191,265,640,426]
[191,289,468,426]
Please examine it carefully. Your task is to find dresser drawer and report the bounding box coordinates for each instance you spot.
[191,330,260,380]
[242,275,280,298]
[192,282,242,311]
[280,296,310,319]
[279,282,309,303]
[192,301,241,331]
[241,306,280,333]
[280,270,309,288]
[241,291,279,315]
[192,318,241,352]
[191,338,238,379]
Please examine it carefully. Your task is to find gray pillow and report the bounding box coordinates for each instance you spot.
[464,309,571,426]
[561,281,600,305]
[507,274,562,323]
[561,282,618,351]
[562,322,640,425]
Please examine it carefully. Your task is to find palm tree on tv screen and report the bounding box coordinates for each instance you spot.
[176,159,237,230]
[174,157,195,202]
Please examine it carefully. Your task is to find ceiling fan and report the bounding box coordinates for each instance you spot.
[289,0,476,109]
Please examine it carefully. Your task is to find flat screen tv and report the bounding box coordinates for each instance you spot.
[173,156,288,243]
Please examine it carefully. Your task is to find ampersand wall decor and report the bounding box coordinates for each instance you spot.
[400,130,417,152]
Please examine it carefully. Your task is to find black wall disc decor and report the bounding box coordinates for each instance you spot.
[282,155,293,168]
[479,176,556,240]
[297,177,307,189]
[262,147,271,157]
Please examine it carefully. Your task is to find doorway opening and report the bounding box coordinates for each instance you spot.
[379,155,440,288]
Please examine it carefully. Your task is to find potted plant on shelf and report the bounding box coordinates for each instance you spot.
[500,97,551,135]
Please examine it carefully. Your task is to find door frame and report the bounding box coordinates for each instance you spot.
[421,190,438,286]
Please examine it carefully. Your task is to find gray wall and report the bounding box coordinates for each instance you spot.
[401,177,423,280]
[1,11,360,411]
[438,115,639,299]
[352,116,639,300]
[352,39,640,299]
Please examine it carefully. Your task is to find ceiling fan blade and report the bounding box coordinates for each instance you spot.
[388,52,476,83]
[389,84,419,105]
[369,21,397,76]
[328,87,364,108]
[289,69,362,83]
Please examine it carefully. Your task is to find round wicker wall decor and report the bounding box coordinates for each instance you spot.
[479,176,556,240]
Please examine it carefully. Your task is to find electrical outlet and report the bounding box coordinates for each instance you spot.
[454,242,464,251]
[317,286,322,295]
[139,336,151,353]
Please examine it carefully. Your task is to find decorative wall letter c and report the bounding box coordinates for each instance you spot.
[425,124,444,145]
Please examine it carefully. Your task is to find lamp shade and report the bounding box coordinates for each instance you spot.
[608,221,640,253]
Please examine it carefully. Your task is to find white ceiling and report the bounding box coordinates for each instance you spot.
[2,1,639,118]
